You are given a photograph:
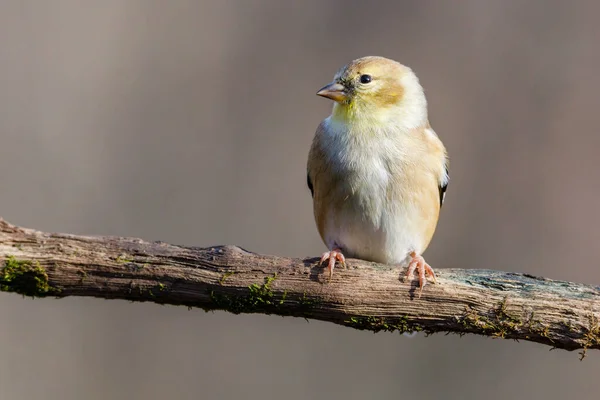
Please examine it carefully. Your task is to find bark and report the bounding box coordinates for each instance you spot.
[1,218,599,358]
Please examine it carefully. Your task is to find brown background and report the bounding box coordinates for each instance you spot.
[1,1,599,399]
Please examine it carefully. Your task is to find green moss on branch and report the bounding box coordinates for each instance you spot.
[1,256,54,297]
[210,274,283,314]
[345,315,423,334]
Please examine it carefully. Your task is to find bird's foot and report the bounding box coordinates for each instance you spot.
[320,248,346,282]
[405,252,436,297]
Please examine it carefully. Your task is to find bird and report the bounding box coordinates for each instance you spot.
[306,56,448,295]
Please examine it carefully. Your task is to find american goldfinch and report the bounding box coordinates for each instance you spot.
[307,56,449,295]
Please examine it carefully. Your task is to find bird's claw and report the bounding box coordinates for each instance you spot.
[320,249,346,282]
[405,252,436,297]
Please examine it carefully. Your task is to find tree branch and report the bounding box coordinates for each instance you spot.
[1,218,599,358]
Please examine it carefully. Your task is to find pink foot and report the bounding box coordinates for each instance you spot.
[320,248,346,282]
[405,251,437,297]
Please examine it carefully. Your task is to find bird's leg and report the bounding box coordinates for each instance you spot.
[405,251,436,297]
[320,248,346,282]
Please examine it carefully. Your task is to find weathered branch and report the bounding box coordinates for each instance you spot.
[1,218,599,357]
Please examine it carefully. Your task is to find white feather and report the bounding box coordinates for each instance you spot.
[319,117,430,266]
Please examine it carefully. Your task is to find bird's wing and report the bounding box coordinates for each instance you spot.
[306,121,334,242]
[421,124,449,208]
[439,163,449,207]
[306,121,328,199]
[307,173,314,197]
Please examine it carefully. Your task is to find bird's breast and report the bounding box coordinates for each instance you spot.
[317,132,428,265]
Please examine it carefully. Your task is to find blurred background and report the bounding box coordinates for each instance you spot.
[1,1,599,399]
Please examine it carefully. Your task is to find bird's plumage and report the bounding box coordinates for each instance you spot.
[307,56,448,285]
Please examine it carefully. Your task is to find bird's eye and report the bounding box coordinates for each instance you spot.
[359,74,372,84]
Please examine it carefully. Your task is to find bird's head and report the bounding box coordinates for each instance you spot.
[317,56,427,130]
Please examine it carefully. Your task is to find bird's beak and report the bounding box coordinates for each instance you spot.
[316,82,347,102]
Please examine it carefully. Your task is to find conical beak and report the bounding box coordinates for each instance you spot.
[316,82,347,102]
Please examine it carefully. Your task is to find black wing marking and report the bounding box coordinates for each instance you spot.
[307,173,314,197]
[439,164,449,207]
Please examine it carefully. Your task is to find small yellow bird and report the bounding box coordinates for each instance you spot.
[307,56,449,294]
